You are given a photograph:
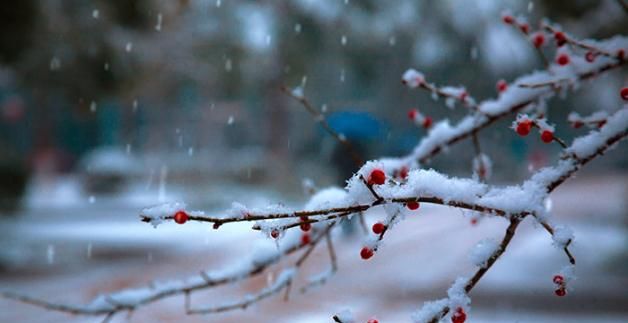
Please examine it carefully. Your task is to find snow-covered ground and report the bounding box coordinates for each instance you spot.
[0,173,627,322]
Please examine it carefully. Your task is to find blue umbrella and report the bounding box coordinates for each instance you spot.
[324,111,385,142]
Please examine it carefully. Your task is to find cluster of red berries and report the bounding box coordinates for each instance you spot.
[367,319,379,323]
[299,215,312,244]
[451,307,467,323]
[502,14,529,34]
[174,211,189,224]
[408,109,433,128]
[570,119,606,129]
[300,215,311,232]
[553,275,567,297]
[515,119,554,144]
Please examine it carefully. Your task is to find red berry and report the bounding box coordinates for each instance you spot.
[555,287,566,297]
[554,31,567,47]
[459,91,468,101]
[532,33,545,48]
[451,307,466,323]
[597,120,606,128]
[617,49,625,61]
[572,121,583,129]
[553,275,564,285]
[585,51,596,63]
[408,109,418,120]
[399,166,409,180]
[270,229,280,239]
[367,319,379,323]
[301,233,311,245]
[556,53,570,66]
[300,222,311,232]
[406,201,420,210]
[502,15,514,24]
[360,247,374,260]
[368,169,386,185]
[516,120,532,136]
[470,218,478,225]
[519,23,529,34]
[540,130,554,143]
[174,211,189,224]
[423,116,433,128]
[621,87,628,101]
[372,222,386,234]
[496,79,508,93]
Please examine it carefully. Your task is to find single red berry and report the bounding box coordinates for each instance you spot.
[516,120,532,137]
[585,51,596,63]
[553,275,564,285]
[300,215,308,222]
[459,91,468,101]
[301,233,311,245]
[406,201,420,210]
[621,87,628,101]
[368,169,386,185]
[270,229,280,239]
[300,222,311,232]
[451,307,466,323]
[477,164,487,178]
[496,79,508,93]
[572,121,583,129]
[360,247,374,260]
[212,222,221,230]
[519,23,529,34]
[555,287,566,297]
[502,15,514,24]
[423,116,433,128]
[372,222,386,235]
[367,319,379,323]
[532,32,545,48]
[556,53,570,66]
[617,49,625,61]
[597,120,606,128]
[554,31,567,47]
[408,109,418,120]
[541,130,554,143]
[470,218,478,225]
[399,166,409,180]
[174,211,189,224]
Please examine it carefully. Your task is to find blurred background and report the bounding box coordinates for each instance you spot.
[0,0,626,322]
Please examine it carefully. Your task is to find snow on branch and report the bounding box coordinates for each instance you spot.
[403,35,626,165]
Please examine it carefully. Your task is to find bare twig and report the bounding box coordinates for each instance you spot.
[543,24,616,58]
[428,217,522,323]
[281,86,364,166]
